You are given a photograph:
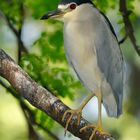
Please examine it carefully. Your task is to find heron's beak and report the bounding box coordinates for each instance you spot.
[40,9,65,20]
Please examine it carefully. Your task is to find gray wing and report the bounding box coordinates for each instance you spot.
[94,13,124,117]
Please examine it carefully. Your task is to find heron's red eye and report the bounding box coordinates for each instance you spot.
[69,3,77,10]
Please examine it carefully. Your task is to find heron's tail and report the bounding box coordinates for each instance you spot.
[101,80,123,118]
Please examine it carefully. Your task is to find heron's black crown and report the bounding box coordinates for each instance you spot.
[59,0,92,5]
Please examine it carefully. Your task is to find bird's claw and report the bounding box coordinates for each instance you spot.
[62,109,82,135]
[80,124,111,140]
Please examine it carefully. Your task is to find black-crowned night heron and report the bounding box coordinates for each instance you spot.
[41,0,124,139]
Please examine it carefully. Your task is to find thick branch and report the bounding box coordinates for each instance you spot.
[119,0,140,55]
[0,79,42,140]
[0,49,114,140]
[0,79,60,140]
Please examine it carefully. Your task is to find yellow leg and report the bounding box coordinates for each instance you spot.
[97,92,102,130]
[62,93,95,135]
[80,92,110,140]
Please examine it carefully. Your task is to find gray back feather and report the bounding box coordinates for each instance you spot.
[94,13,124,117]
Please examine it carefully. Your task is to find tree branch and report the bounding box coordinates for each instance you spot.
[0,79,60,140]
[0,79,42,140]
[17,2,28,61]
[0,10,28,55]
[0,49,114,140]
[119,0,140,55]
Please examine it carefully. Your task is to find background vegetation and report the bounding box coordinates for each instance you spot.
[0,0,140,140]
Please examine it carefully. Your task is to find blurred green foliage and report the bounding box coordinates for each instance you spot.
[0,0,140,140]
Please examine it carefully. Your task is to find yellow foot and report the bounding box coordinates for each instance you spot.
[62,109,82,135]
[80,124,111,140]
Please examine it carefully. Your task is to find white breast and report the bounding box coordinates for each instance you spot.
[63,5,104,91]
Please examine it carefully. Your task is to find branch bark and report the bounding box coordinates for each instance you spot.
[119,0,140,56]
[0,79,60,140]
[0,49,115,140]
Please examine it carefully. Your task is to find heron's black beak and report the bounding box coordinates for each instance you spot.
[40,9,64,20]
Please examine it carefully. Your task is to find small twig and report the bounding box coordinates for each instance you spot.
[3,13,19,37]
[119,0,140,55]
[18,2,25,37]
[17,2,27,61]
[119,34,128,45]
[0,10,28,56]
